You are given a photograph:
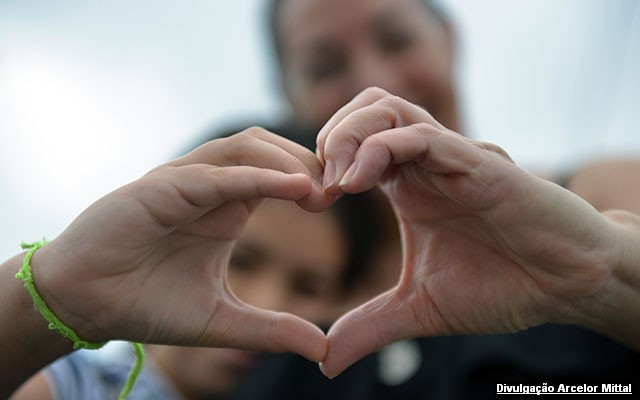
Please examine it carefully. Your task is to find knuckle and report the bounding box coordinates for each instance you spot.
[373,95,410,125]
[190,163,226,182]
[144,163,169,176]
[241,125,273,139]
[230,128,259,144]
[360,86,391,100]
[283,151,304,171]
[411,122,441,135]
[475,141,514,163]
[243,125,266,135]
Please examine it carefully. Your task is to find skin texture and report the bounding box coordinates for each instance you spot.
[2,127,334,398]
[276,0,640,220]
[34,129,332,350]
[13,198,348,400]
[151,199,347,400]
[5,89,640,396]
[274,0,640,375]
[315,87,640,378]
[278,0,460,132]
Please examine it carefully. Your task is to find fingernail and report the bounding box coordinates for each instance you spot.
[339,160,359,187]
[323,159,336,190]
[319,362,336,379]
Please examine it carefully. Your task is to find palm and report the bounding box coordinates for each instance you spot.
[323,149,612,378]
[38,129,332,362]
[47,185,254,346]
[382,157,609,337]
[396,217,544,336]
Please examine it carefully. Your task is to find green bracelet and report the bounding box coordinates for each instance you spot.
[16,240,145,400]
[16,240,106,349]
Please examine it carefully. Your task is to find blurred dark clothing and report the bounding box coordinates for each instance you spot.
[229,325,639,400]
[203,122,639,399]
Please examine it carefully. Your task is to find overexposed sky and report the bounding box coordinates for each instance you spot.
[1,0,639,260]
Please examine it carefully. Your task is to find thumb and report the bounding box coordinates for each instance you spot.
[214,301,328,363]
[320,289,420,378]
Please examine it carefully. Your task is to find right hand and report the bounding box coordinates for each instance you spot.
[316,87,620,376]
[32,128,331,362]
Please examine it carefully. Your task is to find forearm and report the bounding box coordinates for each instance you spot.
[576,210,640,351]
[0,252,72,398]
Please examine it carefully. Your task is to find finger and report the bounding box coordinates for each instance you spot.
[320,93,446,193]
[337,123,484,194]
[241,127,326,185]
[136,165,313,227]
[169,128,314,175]
[320,290,421,378]
[167,128,332,211]
[316,87,392,164]
[214,300,328,362]
[237,128,335,211]
[235,128,335,211]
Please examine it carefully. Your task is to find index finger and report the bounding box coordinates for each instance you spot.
[170,127,322,180]
[316,87,391,164]
[164,127,332,211]
[320,90,445,193]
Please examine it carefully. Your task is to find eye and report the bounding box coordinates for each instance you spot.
[305,60,346,82]
[229,251,257,273]
[303,53,347,83]
[377,29,415,54]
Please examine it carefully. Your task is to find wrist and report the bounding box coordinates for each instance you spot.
[573,210,640,349]
[29,238,110,345]
[0,252,72,397]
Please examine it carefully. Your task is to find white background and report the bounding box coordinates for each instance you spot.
[1,0,639,261]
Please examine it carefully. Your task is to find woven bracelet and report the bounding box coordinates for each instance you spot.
[16,240,145,400]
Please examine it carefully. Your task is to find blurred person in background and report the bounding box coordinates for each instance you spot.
[213,0,639,299]
[268,0,640,318]
[3,98,639,400]
[268,0,640,214]
[3,0,634,396]
[222,0,640,398]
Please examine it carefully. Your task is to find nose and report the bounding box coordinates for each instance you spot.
[350,49,405,97]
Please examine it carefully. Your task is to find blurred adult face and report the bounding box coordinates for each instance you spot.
[278,0,459,131]
[153,200,347,400]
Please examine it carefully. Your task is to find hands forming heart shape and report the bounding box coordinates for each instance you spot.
[33,87,628,379]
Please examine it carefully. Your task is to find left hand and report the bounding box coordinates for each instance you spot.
[32,128,331,361]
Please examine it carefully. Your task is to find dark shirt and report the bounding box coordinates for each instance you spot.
[229,325,639,400]
[209,122,640,400]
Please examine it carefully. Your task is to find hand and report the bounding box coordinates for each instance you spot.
[316,87,619,377]
[32,128,331,362]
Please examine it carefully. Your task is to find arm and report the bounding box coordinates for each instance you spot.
[578,209,640,349]
[1,128,331,397]
[10,374,53,400]
[564,159,640,344]
[0,253,71,398]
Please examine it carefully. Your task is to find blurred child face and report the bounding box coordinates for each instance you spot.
[278,0,458,131]
[154,199,347,400]
[228,199,347,324]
